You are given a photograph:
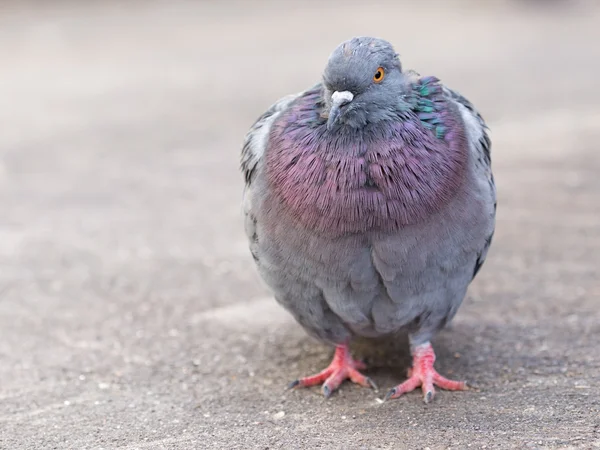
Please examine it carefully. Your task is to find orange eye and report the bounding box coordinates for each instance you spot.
[373,67,385,83]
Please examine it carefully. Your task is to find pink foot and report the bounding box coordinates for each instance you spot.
[385,342,467,403]
[288,345,378,398]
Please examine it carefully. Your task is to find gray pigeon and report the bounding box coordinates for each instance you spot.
[241,37,495,403]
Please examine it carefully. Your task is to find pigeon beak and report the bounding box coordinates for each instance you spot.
[327,90,354,130]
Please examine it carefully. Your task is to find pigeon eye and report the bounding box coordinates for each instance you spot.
[373,67,385,83]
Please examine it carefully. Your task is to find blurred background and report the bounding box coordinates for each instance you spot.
[0,1,599,449]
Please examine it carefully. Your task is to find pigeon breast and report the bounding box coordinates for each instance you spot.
[265,86,469,237]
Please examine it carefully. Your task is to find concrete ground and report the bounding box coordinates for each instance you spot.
[0,1,599,449]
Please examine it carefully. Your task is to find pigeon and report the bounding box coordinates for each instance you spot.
[240,37,495,403]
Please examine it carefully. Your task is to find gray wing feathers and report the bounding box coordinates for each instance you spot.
[445,87,496,280]
[240,93,301,186]
[241,93,302,270]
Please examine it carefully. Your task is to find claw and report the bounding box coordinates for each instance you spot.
[424,390,433,404]
[366,376,379,392]
[384,388,397,402]
[287,379,300,390]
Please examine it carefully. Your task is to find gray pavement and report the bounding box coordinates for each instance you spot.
[0,1,599,449]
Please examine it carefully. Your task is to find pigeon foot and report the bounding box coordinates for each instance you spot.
[384,342,467,403]
[288,345,377,398]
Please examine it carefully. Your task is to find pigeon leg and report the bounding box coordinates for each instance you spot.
[385,342,467,403]
[288,344,377,398]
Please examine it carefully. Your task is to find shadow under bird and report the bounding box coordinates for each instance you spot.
[241,37,496,403]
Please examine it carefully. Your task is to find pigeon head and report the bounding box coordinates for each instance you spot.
[323,37,406,130]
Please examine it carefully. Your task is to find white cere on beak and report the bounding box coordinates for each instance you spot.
[327,90,354,130]
[331,90,354,104]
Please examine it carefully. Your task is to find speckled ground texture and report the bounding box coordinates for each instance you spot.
[0,1,599,449]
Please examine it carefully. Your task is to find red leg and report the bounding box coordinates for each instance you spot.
[385,342,467,403]
[288,345,377,398]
